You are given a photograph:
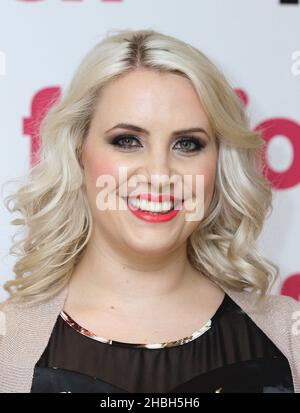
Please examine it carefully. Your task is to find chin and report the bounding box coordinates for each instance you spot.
[125,237,177,256]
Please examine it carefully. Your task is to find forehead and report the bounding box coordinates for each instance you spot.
[92,69,211,132]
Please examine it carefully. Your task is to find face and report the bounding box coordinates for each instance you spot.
[80,69,218,256]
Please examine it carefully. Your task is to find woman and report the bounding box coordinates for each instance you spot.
[0,29,299,393]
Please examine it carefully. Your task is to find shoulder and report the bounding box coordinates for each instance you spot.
[0,297,16,330]
[226,286,300,313]
[0,293,66,361]
[0,297,15,312]
[257,293,300,318]
[225,287,300,332]
[0,291,65,342]
[0,298,32,343]
[213,276,300,324]
[232,291,300,365]
[258,292,300,307]
[243,291,300,342]
[261,293,300,334]
[0,296,30,318]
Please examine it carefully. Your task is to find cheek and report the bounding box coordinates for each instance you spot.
[83,144,120,192]
[83,149,122,216]
[191,159,217,207]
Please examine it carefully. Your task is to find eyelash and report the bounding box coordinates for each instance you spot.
[109,134,206,153]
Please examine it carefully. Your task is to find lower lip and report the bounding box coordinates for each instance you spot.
[126,199,183,223]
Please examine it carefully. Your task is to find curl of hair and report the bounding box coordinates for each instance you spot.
[1,28,279,305]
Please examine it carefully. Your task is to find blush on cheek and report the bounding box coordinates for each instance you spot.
[83,142,119,189]
[83,153,120,215]
[90,160,116,187]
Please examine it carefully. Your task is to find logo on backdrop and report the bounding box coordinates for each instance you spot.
[236,90,300,190]
[281,274,300,301]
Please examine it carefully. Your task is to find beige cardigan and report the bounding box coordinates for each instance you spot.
[0,278,299,393]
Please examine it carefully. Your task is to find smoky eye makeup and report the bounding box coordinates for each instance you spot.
[107,134,207,153]
[109,134,143,149]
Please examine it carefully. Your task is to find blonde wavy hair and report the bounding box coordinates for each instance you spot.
[1,28,279,306]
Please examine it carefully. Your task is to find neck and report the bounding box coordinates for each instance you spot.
[67,226,205,311]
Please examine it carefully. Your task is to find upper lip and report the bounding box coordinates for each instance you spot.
[126,193,182,203]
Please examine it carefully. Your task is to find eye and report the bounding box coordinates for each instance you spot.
[173,137,206,153]
[109,134,206,153]
[110,135,142,149]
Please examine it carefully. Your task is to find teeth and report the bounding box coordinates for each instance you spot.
[128,198,174,212]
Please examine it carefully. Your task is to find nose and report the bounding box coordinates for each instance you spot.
[137,148,177,194]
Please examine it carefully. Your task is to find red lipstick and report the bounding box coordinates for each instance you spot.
[126,193,183,223]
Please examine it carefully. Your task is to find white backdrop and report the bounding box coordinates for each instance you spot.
[0,0,299,302]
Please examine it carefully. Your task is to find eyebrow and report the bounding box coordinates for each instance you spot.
[104,123,210,139]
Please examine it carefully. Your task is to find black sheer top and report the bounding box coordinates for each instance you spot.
[31,293,295,393]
